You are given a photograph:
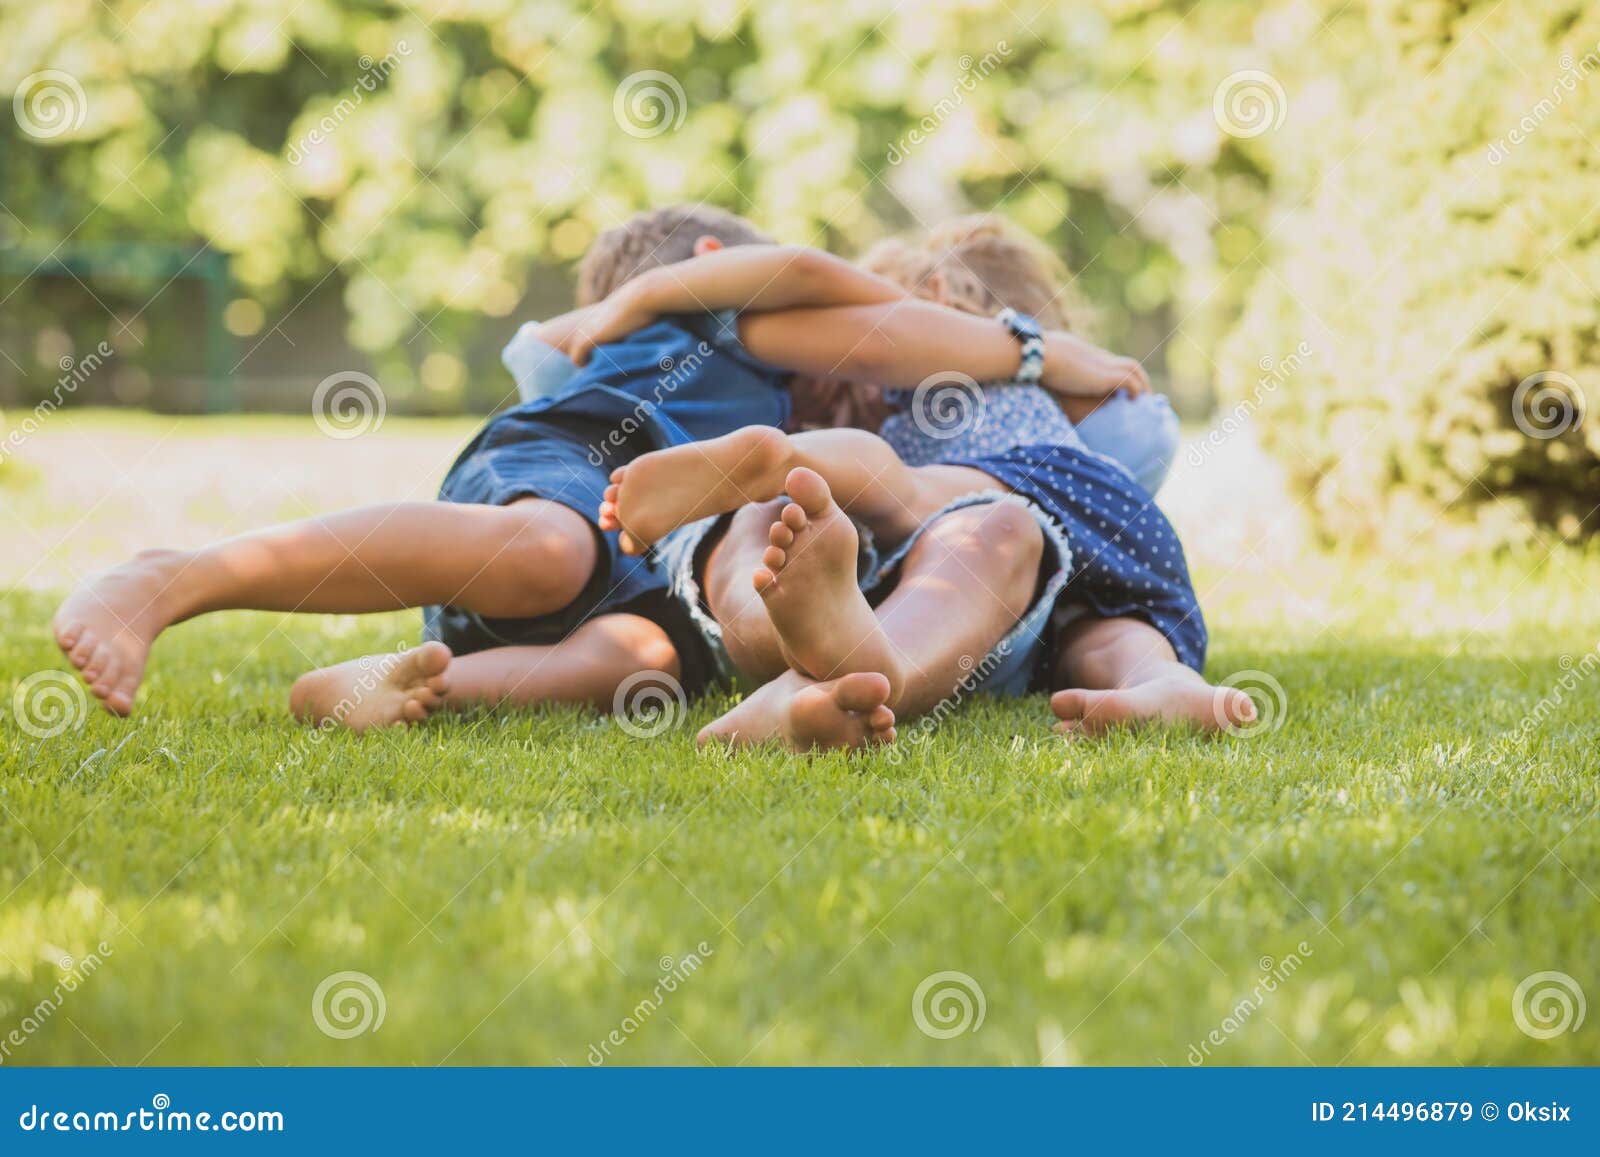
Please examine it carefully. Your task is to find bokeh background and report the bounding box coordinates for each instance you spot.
[3,0,1597,554]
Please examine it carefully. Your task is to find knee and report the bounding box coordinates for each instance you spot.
[477,508,596,618]
[963,501,1044,580]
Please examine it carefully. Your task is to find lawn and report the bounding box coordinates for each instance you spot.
[1,414,1597,1065]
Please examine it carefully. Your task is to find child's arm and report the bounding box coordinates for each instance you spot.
[738,302,1150,398]
[540,245,906,365]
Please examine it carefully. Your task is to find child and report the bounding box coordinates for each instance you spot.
[579,221,1257,735]
[54,206,1110,748]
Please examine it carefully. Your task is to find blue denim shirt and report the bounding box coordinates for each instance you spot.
[497,310,788,460]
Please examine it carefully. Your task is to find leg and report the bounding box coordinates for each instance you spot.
[1047,616,1256,734]
[54,498,596,715]
[701,487,1044,748]
[290,614,679,731]
[600,425,997,551]
[701,499,792,683]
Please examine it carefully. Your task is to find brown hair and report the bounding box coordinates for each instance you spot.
[860,214,1076,329]
[577,204,774,304]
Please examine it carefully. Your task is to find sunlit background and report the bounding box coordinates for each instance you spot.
[3,0,1597,560]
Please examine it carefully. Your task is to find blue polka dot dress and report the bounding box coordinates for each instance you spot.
[951,441,1208,672]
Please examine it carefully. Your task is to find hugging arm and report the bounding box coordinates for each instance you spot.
[738,303,1149,399]
[540,245,907,365]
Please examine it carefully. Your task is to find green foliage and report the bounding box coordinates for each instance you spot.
[1218,0,1600,547]
[1,0,1281,410]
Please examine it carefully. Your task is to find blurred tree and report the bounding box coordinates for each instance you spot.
[1218,0,1600,547]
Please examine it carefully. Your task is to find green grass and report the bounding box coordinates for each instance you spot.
[1,419,1597,1065]
[3,558,1597,1067]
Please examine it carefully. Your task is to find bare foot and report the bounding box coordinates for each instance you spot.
[289,641,453,733]
[753,468,904,698]
[599,426,791,554]
[1049,671,1257,736]
[51,549,190,716]
[697,670,896,752]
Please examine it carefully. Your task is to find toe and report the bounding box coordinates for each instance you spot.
[752,567,777,595]
[831,671,893,713]
[413,641,452,679]
[610,467,627,484]
[104,688,134,716]
[619,532,643,556]
[401,699,429,723]
[68,635,98,667]
[54,620,84,649]
[761,545,787,572]
[780,503,808,533]
[868,704,895,730]
[768,522,794,549]
[82,643,111,681]
[782,467,834,516]
[425,674,450,696]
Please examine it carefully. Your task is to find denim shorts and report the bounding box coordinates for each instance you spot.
[422,414,714,691]
[656,492,1070,697]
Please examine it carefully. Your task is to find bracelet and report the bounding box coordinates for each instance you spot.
[997,307,1045,384]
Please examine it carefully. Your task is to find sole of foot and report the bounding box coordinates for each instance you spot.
[601,426,790,554]
[288,641,453,733]
[52,549,188,716]
[1049,673,1257,737]
[697,670,896,753]
[752,467,903,693]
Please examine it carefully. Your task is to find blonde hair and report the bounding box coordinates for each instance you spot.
[860,214,1076,329]
[577,205,774,304]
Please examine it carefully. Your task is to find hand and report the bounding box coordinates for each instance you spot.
[535,284,658,367]
[1041,331,1151,399]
